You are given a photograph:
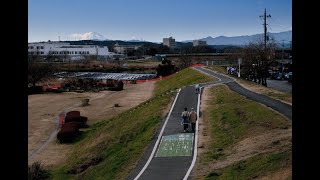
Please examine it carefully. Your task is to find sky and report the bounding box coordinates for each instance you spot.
[28,0,292,43]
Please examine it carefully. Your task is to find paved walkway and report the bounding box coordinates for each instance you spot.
[128,86,199,180]
[194,66,292,120]
[128,66,292,180]
[267,79,292,93]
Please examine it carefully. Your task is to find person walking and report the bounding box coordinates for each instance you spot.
[195,84,200,94]
[189,107,197,132]
[181,107,190,132]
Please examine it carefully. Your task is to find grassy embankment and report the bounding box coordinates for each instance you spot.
[206,66,292,104]
[196,85,291,180]
[50,67,215,179]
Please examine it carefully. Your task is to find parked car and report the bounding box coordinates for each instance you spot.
[271,72,285,80]
[284,72,292,80]
[267,70,273,78]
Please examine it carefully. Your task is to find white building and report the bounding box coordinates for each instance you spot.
[113,43,141,54]
[193,40,207,46]
[28,41,110,60]
[163,37,176,48]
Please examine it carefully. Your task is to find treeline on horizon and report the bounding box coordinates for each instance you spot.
[63,40,241,55]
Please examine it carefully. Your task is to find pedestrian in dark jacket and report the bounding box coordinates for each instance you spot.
[195,84,200,94]
[181,107,190,132]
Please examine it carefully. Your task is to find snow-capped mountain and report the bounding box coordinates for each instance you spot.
[71,32,108,41]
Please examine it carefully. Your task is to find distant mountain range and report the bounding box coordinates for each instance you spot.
[48,30,292,48]
[126,39,147,42]
[183,30,292,47]
[72,32,150,43]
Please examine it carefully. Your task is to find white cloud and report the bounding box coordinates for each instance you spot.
[70,32,106,40]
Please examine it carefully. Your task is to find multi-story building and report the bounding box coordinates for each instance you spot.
[113,43,141,55]
[28,41,110,60]
[163,37,176,48]
[193,40,207,46]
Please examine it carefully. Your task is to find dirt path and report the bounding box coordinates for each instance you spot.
[28,81,155,168]
[197,88,213,156]
[235,79,292,105]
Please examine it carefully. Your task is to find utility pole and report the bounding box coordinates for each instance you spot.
[281,40,285,60]
[260,8,271,49]
[259,8,271,87]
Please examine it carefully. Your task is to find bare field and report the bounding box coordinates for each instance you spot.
[28,81,155,168]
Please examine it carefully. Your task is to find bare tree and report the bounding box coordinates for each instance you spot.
[28,55,56,87]
[179,54,193,69]
[177,47,194,69]
[240,39,276,86]
[225,48,242,66]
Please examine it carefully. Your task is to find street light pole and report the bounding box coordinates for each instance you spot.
[238,58,241,77]
[281,40,285,60]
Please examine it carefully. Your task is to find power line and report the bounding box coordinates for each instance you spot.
[268,16,292,32]
[267,24,292,32]
[269,16,291,26]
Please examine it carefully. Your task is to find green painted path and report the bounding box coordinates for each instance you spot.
[155,133,194,157]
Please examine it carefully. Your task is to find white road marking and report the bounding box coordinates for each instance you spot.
[183,86,202,180]
[135,67,223,179]
[134,88,181,180]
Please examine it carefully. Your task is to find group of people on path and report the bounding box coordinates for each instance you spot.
[181,107,197,133]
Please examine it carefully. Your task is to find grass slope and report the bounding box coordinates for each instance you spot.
[51,67,215,179]
[206,150,292,180]
[155,68,215,96]
[196,85,291,179]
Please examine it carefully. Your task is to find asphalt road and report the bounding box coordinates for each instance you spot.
[130,86,198,180]
[267,79,292,93]
[128,66,292,180]
[194,66,292,120]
